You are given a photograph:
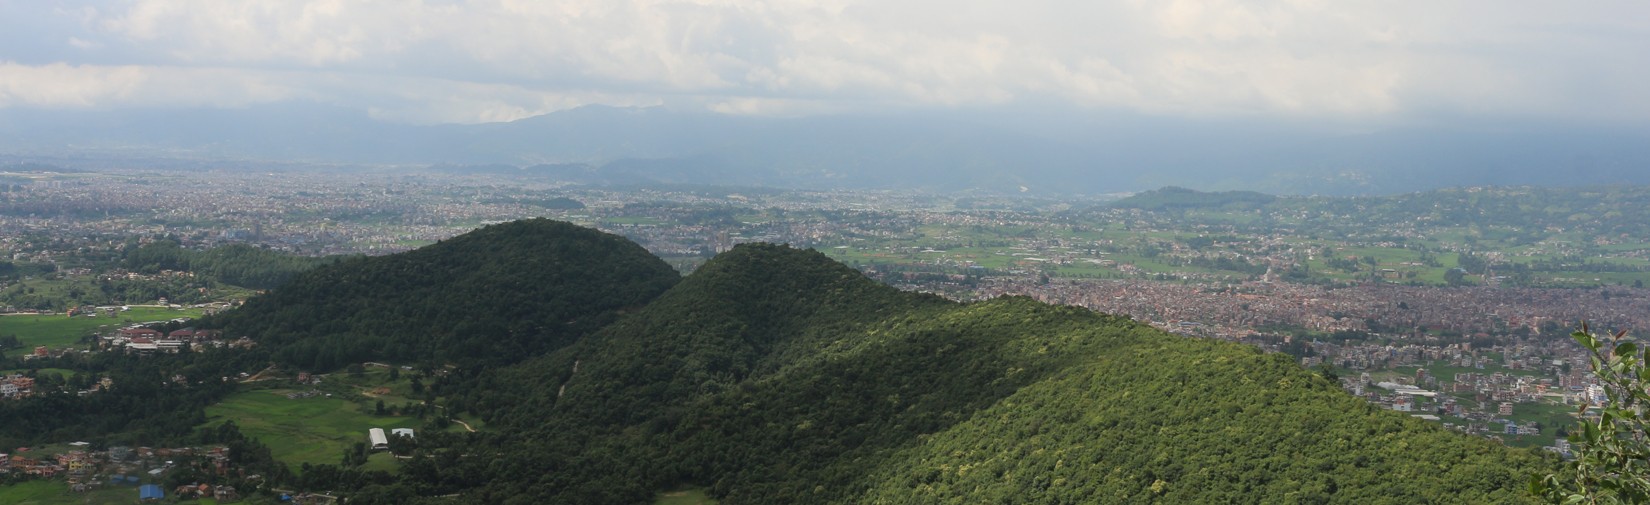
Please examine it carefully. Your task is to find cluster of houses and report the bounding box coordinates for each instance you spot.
[105,326,224,354]
[1,444,234,495]
[0,374,34,399]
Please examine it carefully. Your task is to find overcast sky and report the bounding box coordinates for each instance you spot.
[2,1,1647,125]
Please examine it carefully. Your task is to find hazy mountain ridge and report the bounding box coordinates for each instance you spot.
[4,105,1648,195]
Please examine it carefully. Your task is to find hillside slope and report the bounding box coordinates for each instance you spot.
[202,218,680,370]
[384,242,1548,504]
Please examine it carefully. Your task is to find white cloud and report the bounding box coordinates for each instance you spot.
[0,0,1644,124]
[0,61,294,108]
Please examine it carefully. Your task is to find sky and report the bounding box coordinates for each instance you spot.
[1,0,1648,126]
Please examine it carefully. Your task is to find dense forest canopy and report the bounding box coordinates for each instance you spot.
[198,227,1550,503]
[8,220,1552,503]
[122,240,340,289]
[199,218,680,370]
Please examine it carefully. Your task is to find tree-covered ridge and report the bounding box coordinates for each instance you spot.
[121,240,342,290]
[200,218,680,370]
[858,337,1542,504]
[1112,186,1279,211]
[369,242,1549,504]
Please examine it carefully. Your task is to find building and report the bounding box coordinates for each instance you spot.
[391,428,415,440]
[140,484,164,502]
[119,328,162,339]
[1393,396,1413,412]
[127,338,159,353]
[1498,402,1514,416]
[368,428,388,451]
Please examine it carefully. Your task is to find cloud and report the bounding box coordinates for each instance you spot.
[0,61,294,108]
[0,0,1645,124]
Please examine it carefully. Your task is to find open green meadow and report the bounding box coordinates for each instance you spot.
[0,306,205,349]
[203,366,482,472]
[202,386,422,470]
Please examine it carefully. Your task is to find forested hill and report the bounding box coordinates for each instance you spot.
[352,240,1551,504]
[1112,186,1279,210]
[199,218,680,370]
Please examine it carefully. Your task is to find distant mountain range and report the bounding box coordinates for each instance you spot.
[200,219,1550,504]
[3,104,1648,195]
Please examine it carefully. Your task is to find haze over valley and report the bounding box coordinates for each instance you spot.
[2,1,1649,504]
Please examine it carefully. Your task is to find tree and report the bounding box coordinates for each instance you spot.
[1533,324,1650,503]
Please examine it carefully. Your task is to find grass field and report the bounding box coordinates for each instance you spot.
[0,306,205,349]
[0,368,75,382]
[202,386,422,470]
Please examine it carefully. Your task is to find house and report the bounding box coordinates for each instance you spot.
[127,338,159,353]
[119,328,161,339]
[391,428,414,440]
[139,484,164,501]
[1,376,34,399]
[368,428,388,450]
[214,485,239,501]
[168,328,222,341]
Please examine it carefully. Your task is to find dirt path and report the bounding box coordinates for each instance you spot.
[557,359,581,399]
[241,364,281,382]
[452,418,477,432]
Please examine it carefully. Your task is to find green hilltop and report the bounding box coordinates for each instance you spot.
[201,218,681,370]
[195,221,1548,503]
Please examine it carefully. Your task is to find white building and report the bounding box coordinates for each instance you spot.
[368,428,388,450]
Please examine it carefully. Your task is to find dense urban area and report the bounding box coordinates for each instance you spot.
[3,164,1648,501]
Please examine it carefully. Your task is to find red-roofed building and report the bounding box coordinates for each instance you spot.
[120,328,161,339]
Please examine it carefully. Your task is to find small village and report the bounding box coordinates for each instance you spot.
[1,443,240,501]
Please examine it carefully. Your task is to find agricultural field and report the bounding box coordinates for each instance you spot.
[201,366,481,472]
[202,386,423,471]
[0,306,206,350]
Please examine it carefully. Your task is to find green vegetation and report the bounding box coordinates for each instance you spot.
[0,220,1567,504]
[0,240,322,311]
[204,387,421,470]
[247,241,1542,504]
[201,218,681,371]
[0,480,152,505]
[0,306,205,350]
[803,185,1650,288]
[122,241,341,290]
[1534,327,1650,503]
[0,479,257,504]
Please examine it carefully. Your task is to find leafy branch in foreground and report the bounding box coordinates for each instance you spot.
[1533,324,1650,503]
